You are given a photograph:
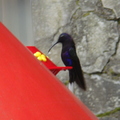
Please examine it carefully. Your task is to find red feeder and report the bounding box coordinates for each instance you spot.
[27,46,72,75]
[0,22,98,120]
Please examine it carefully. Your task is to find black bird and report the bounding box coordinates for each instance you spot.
[48,33,86,91]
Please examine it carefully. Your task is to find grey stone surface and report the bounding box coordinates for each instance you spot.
[31,0,77,53]
[103,40,120,78]
[79,0,99,11]
[74,74,120,114]
[99,117,119,120]
[31,0,120,118]
[47,10,119,74]
[102,0,120,18]
[71,11,119,73]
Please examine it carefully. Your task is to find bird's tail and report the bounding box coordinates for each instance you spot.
[75,72,86,91]
[69,68,86,91]
[74,59,86,90]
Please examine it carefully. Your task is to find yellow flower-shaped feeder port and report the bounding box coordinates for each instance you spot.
[34,51,48,62]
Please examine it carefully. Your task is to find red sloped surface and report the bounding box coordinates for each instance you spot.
[0,22,98,120]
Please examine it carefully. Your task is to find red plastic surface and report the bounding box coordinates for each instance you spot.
[0,22,98,120]
[27,46,72,75]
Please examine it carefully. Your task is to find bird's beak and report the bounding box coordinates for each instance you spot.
[48,42,58,52]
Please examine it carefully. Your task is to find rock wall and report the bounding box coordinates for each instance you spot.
[31,0,120,119]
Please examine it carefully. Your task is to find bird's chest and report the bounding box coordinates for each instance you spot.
[61,51,72,66]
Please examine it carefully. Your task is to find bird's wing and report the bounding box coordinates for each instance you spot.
[69,47,86,90]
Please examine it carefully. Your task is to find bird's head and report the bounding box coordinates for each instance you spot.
[58,33,72,43]
[48,33,73,52]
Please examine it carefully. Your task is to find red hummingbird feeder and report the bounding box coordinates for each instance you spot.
[27,46,72,75]
[0,22,98,120]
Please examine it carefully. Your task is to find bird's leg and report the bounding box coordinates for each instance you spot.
[68,82,74,93]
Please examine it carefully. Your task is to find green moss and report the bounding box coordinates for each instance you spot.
[83,12,90,17]
[109,68,114,74]
[76,0,80,6]
[63,80,69,85]
[96,107,120,117]
[108,68,120,79]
